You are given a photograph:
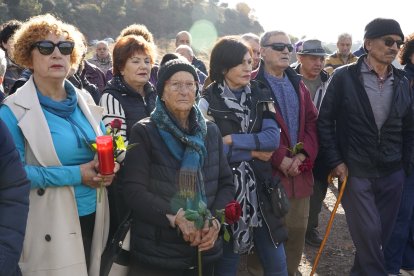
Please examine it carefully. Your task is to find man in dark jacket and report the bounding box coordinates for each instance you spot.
[293,39,330,248]
[0,119,30,275]
[318,18,414,275]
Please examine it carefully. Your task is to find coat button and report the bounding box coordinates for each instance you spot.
[37,188,45,196]
[224,115,228,118]
[45,234,51,242]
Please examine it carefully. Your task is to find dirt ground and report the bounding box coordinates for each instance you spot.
[299,183,355,276]
[236,182,355,276]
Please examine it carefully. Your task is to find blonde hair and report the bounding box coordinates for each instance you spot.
[11,13,85,70]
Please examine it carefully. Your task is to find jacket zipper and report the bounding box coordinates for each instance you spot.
[256,189,279,248]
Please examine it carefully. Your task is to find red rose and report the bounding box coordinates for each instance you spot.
[224,200,241,225]
[299,158,313,173]
[110,119,122,131]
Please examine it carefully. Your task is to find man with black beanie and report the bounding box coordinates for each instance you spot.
[317,18,414,275]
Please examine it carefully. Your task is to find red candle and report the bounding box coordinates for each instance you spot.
[96,135,115,175]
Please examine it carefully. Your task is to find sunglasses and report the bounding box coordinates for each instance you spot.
[32,40,75,55]
[264,43,293,52]
[382,37,404,49]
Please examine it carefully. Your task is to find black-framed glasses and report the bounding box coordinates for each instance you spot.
[381,37,404,49]
[264,43,293,52]
[32,40,75,55]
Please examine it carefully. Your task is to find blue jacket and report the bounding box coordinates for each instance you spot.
[0,119,30,276]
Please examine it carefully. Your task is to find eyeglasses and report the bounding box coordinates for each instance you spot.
[381,37,404,49]
[166,81,198,92]
[264,43,293,52]
[32,40,75,55]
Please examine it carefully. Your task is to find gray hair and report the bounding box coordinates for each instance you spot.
[0,49,6,77]
[338,33,352,42]
[175,44,194,57]
[241,33,260,44]
[260,30,288,46]
[96,40,109,47]
[176,31,191,41]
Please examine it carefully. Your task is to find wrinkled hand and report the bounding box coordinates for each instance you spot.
[95,161,120,185]
[175,210,201,247]
[80,160,119,189]
[331,163,348,183]
[199,219,220,252]
[279,157,294,177]
[252,151,274,161]
[222,135,233,145]
[287,154,306,177]
[287,157,302,177]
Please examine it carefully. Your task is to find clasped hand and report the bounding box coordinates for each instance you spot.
[175,210,220,251]
[80,159,120,188]
[280,153,306,177]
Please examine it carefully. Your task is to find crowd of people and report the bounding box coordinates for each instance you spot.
[0,12,413,276]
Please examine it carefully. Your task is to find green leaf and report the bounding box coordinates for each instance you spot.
[194,217,204,229]
[216,209,225,224]
[184,210,200,221]
[224,228,231,242]
[126,143,138,151]
[289,142,304,155]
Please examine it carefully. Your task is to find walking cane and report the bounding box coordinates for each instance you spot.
[310,175,348,276]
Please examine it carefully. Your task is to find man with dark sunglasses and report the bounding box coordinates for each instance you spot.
[318,18,414,276]
[254,30,319,276]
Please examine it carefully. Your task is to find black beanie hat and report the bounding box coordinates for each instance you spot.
[364,18,404,41]
[156,59,199,97]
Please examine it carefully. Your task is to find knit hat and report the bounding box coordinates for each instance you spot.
[364,18,404,41]
[156,59,199,97]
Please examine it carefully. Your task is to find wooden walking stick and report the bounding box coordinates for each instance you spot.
[310,175,348,276]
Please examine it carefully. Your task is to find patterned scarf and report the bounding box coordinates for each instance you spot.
[219,82,262,254]
[151,97,208,211]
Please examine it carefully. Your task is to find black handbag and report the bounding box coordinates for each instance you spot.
[262,174,290,217]
[250,159,290,218]
[100,212,132,276]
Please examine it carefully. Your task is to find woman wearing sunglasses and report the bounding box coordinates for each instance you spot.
[0,14,117,276]
[198,36,288,275]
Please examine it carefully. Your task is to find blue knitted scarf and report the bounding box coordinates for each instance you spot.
[151,97,207,210]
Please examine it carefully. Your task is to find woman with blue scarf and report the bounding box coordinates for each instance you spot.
[122,59,235,276]
[0,14,117,276]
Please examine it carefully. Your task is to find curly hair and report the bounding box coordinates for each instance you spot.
[118,24,154,44]
[11,14,85,70]
[112,35,156,76]
[398,33,414,65]
[209,36,252,84]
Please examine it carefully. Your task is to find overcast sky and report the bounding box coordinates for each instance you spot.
[222,0,412,43]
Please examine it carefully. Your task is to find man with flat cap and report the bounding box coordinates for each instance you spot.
[318,18,414,275]
[292,39,331,248]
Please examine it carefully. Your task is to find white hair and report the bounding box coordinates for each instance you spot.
[0,49,6,77]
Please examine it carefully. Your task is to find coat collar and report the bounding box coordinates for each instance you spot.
[10,76,103,167]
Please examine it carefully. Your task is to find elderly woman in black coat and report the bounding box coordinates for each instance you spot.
[122,59,235,276]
